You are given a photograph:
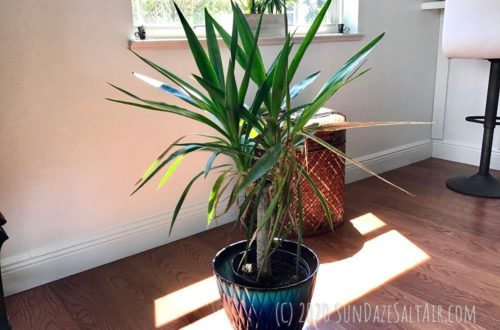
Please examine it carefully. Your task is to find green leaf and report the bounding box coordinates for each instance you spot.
[230,2,267,85]
[225,60,240,142]
[170,164,228,235]
[239,13,263,106]
[210,3,266,87]
[318,33,384,99]
[136,135,187,186]
[239,144,282,193]
[204,152,219,178]
[174,3,219,87]
[205,9,225,88]
[131,145,201,195]
[295,179,303,273]
[287,71,320,102]
[211,20,247,60]
[208,173,227,224]
[288,0,332,82]
[224,17,240,142]
[293,33,385,132]
[225,176,242,213]
[133,72,197,108]
[238,180,261,223]
[130,51,213,109]
[173,141,253,159]
[213,175,234,217]
[249,73,273,116]
[278,103,311,123]
[157,155,185,189]
[240,108,264,133]
[170,171,204,235]
[271,35,291,118]
[299,165,333,230]
[107,84,228,138]
[230,12,239,61]
[192,75,226,106]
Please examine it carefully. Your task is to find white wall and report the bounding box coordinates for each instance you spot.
[0,0,439,295]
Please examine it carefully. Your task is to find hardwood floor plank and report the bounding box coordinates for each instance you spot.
[5,285,78,330]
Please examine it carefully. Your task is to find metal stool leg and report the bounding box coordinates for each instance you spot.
[446,59,500,198]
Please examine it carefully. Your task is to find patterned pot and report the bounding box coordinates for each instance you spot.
[213,240,320,330]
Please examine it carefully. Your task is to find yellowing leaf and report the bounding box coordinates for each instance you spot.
[249,128,259,139]
[157,155,186,189]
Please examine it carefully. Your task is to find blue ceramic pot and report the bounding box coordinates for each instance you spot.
[213,240,320,330]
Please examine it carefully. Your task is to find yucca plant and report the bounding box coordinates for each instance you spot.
[244,0,289,14]
[108,0,420,284]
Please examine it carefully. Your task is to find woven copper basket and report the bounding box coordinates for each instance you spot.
[243,111,346,237]
[289,129,346,237]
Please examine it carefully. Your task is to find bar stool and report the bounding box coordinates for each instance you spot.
[442,0,500,197]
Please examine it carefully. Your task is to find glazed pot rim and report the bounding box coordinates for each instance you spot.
[212,239,320,291]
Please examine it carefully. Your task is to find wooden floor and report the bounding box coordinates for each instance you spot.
[5,158,500,329]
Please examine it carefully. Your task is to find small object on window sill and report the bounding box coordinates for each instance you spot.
[129,33,363,51]
[337,23,350,34]
[134,25,146,40]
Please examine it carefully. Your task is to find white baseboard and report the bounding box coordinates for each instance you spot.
[1,202,236,296]
[1,139,432,296]
[345,139,433,183]
[432,139,500,170]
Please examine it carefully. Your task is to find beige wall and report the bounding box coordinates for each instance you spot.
[0,0,439,293]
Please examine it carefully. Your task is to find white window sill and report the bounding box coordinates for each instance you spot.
[129,33,364,51]
[421,1,445,10]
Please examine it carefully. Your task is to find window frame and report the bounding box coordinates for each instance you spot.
[131,0,345,39]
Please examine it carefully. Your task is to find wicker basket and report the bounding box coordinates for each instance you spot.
[243,110,346,237]
[290,125,346,237]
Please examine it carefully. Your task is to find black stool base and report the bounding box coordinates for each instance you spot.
[446,59,500,198]
[446,173,500,198]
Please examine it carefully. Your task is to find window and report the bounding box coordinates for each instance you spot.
[131,0,344,38]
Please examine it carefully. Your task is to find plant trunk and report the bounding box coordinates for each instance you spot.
[256,185,272,279]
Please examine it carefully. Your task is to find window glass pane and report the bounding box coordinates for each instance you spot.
[132,0,232,27]
[131,0,341,32]
[290,0,335,26]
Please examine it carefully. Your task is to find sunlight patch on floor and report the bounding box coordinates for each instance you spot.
[306,229,430,326]
[350,212,386,235]
[154,276,220,327]
[155,213,430,329]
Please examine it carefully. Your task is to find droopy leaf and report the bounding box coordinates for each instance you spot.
[238,144,282,193]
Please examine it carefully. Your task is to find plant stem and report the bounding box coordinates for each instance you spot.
[256,184,272,279]
[250,0,256,14]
